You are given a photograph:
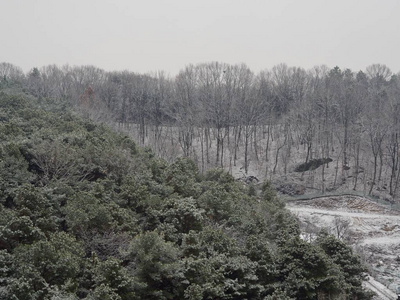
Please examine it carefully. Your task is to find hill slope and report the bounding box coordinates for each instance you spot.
[0,91,373,299]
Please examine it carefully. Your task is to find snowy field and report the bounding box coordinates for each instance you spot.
[287,195,400,297]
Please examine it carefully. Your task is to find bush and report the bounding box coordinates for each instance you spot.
[295,158,333,172]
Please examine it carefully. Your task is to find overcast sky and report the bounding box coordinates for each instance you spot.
[1,0,400,75]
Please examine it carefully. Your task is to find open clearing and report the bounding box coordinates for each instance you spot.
[287,195,400,297]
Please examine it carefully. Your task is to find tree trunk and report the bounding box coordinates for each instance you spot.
[253,125,259,162]
[353,141,360,191]
[369,154,378,196]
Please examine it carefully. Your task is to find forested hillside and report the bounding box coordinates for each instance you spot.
[1,61,399,202]
[0,84,372,298]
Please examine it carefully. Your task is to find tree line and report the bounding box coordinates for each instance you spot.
[1,61,400,201]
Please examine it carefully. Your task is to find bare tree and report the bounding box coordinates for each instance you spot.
[231,64,258,173]
[0,62,24,84]
[147,71,173,155]
[255,71,275,169]
[386,76,400,198]
[171,65,200,157]
[197,62,232,167]
[366,63,392,81]
[332,216,350,240]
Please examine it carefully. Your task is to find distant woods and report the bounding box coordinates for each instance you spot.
[2,61,400,200]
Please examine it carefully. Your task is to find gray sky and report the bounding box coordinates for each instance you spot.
[1,0,400,75]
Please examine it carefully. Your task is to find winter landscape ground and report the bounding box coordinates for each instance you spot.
[287,195,400,298]
[121,123,400,298]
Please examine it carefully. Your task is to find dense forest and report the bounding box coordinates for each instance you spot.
[0,66,373,299]
[1,61,399,201]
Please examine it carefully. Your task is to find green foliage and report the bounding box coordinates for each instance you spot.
[203,168,235,187]
[88,258,135,300]
[158,196,205,242]
[183,254,261,300]
[263,288,294,300]
[261,181,284,209]
[63,191,138,236]
[0,143,34,204]
[0,213,45,250]
[276,234,344,299]
[198,183,236,221]
[0,250,13,298]
[6,232,84,299]
[16,232,84,284]
[316,231,373,299]
[118,175,151,210]
[0,92,28,111]
[274,210,302,241]
[84,284,122,300]
[182,228,262,299]
[14,184,58,232]
[245,235,277,290]
[124,231,185,299]
[164,158,201,197]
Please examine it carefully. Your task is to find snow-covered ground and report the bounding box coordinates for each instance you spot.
[364,276,398,300]
[287,195,400,297]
